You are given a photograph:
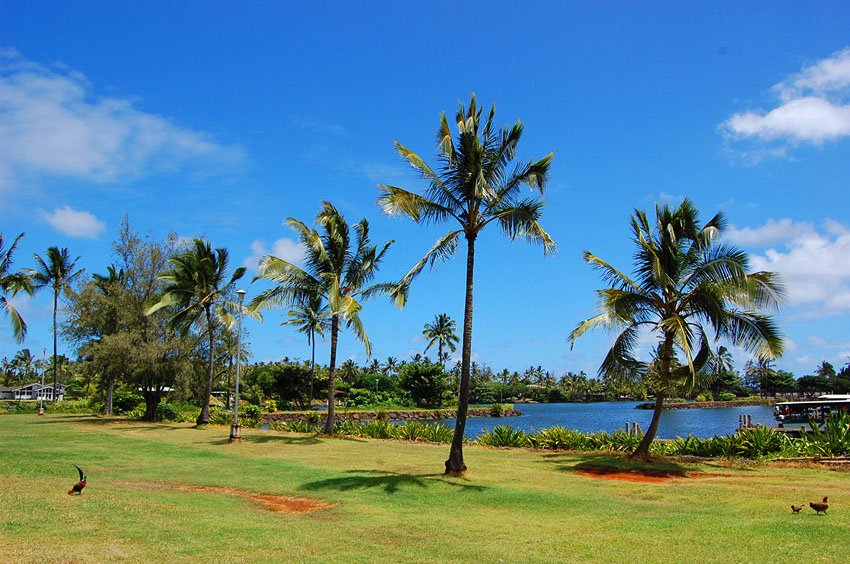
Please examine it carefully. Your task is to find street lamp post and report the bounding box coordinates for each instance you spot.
[230,289,247,443]
[38,348,46,416]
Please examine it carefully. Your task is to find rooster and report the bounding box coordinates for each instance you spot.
[791,504,804,514]
[68,465,87,495]
[810,496,828,515]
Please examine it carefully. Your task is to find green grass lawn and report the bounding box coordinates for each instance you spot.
[2,414,848,563]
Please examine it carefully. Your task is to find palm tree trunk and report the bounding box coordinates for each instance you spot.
[104,376,115,415]
[632,334,673,460]
[445,235,475,475]
[197,307,216,425]
[309,330,316,408]
[52,289,58,402]
[323,314,339,435]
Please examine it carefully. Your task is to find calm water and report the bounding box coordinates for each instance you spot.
[440,402,775,439]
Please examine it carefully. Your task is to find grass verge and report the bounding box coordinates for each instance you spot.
[2,414,848,563]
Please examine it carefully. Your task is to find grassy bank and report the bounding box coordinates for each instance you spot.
[2,415,848,563]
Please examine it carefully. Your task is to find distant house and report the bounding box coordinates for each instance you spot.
[0,383,65,401]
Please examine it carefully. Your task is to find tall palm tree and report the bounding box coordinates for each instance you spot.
[146,239,247,425]
[708,345,734,378]
[12,348,35,384]
[383,356,399,377]
[1,233,33,343]
[378,93,555,475]
[422,313,459,363]
[28,247,83,401]
[744,358,775,397]
[251,202,396,434]
[282,294,330,406]
[569,199,784,459]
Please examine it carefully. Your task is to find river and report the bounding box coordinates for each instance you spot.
[440,401,776,439]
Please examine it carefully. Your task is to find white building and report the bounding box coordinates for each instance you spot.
[0,383,66,401]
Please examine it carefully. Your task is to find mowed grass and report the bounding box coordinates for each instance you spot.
[1,415,848,563]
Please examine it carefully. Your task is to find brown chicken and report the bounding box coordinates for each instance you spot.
[68,465,87,495]
[791,504,804,513]
[810,497,828,515]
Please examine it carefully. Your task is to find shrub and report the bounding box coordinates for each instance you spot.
[476,425,529,448]
[395,421,428,441]
[111,391,143,414]
[528,427,594,451]
[735,425,787,458]
[397,361,452,407]
[422,423,454,443]
[207,408,233,426]
[791,413,850,457]
[271,420,318,433]
[489,403,512,417]
[718,392,737,402]
[155,403,180,421]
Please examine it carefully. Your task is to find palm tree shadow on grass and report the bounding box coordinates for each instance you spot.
[209,434,323,446]
[546,452,755,475]
[539,453,693,478]
[300,469,489,494]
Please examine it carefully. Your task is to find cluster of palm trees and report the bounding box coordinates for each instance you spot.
[1,233,83,401]
[3,93,786,471]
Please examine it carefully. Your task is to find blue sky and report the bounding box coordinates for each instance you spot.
[2,1,850,378]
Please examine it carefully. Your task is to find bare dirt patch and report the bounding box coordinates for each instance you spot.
[119,482,333,514]
[575,469,675,483]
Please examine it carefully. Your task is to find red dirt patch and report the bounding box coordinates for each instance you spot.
[119,482,332,514]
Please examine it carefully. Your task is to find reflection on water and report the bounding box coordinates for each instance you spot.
[439,401,775,439]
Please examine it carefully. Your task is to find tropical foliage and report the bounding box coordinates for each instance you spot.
[378,93,555,474]
[569,199,785,458]
[146,238,247,424]
[26,246,83,401]
[251,202,396,434]
[0,233,33,343]
[422,313,458,363]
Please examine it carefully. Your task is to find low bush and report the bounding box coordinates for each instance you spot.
[111,391,143,415]
[489,403,512,417]
[476,425,529,448]
[270,420,319,433]
[783,413,850,457]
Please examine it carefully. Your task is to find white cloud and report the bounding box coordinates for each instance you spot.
[725,218,815,246]
[0,49,244,190]
[38,205,105,238]
[725,97,850,144]
[243,238,305,271]
[778,47,850,98]
[722,47,850,153]
[745,219,850,317]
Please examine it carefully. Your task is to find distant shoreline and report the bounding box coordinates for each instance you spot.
[635,399,776,410]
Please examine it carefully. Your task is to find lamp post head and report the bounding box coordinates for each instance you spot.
[236,289,247,303]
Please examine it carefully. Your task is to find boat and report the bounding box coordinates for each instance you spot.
[773,394,850,435]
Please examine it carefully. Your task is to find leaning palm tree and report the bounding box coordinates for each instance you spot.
[0,233,33,343]
[422,313,459,363]
[378,93,555,474]
[28,247,83,401]
[251,202,396,434]
[282,293,330,405]
[146,239,247,425]
[568,199,784,459]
